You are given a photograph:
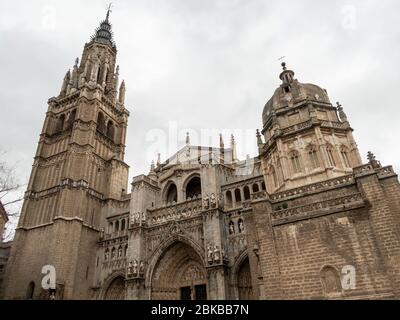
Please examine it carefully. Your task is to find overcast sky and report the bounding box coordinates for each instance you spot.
[1,0,399,196]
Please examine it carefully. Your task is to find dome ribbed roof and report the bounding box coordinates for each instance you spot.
[262,65,331,126]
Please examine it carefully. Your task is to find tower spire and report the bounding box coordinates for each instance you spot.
[90,5,115,48]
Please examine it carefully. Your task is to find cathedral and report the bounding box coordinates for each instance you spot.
[2,11,400,300]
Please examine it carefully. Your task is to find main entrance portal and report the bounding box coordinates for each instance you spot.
[151,241,207,300]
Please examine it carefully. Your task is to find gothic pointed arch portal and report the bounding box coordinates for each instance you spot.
[150,241,207,300]
[237,257,254,300]
[104,276,126,300]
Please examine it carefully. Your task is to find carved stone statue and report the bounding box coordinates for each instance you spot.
[132,260,138,276]
[207,245,213,264]
[210,193,217,208]
[128,261,133,276]
[204,194,210,209]
[239,220,245,233]
[135,212,140,224]
[100,228,105,240]
[217,193,224,208]
[141,212,146,224]
[118,247,122,258]
[214,246,221,263]
[139,261,145,276]
[229,222,235,235]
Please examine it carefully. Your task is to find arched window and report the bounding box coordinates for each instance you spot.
[26,281,35,299]
[97,65,102,84]
[165,183,178,204]
[57,114,65,133]
[226,190,233,208]
[238,219,245,233]
[321,266,342,297]
[67,109,76,130]
[97,112,105,133]
[290,151,302,174]
[104,248,109,261]
[326,146,336,167]
[229,221,235,235]
[185,176,202,199]
[118,246,123,258]
[106,121,115,141]
[243,186,251,200]
[308,147,320,169]
[269,166,278,188]
[252,184,259,193]
[121,219,126,231]
[111,247,116,259]
[124,245,128,256]
[341,147,351,168]
[235,189,242,204]
[261,182,266,191]
[115,221,119,233]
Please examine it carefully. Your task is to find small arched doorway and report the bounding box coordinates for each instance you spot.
[237,257,254,300]
[104,276,126,300]
[150,241,207,300]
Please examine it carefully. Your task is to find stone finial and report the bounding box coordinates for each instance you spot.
[256,129,263,146]
[219,134,224,149]
[367,151,382,169]
[186,132,190,146]
[231,134,238,163]
[60,70,71,96]
[336,101,348,122]
[118,80,126,104]
[156,153,161,167]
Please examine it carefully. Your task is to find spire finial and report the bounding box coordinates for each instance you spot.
[106,3,113,22]
[219,134,224,149]
[186,132,191,146]
[367,151,382,169]
[278,56,286,70]
[157,153,161,167]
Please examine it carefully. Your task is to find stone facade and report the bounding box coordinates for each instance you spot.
[0,201,7,242]
[2,13,400,300]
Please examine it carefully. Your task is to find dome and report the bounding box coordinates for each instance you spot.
[262,64,331,126]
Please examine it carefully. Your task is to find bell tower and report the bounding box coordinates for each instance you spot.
[3,9,130,299]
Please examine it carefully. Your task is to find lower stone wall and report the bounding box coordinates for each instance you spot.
[271,208,393,299]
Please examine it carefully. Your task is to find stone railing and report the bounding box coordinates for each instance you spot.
[376,166,396,178]
[147,198,203,227]
[271,192,364,224]
[252,191,268,201]
[320,120,348,130]
[102,230,129,241]
[353,164,374,177]
[25,179,104,201]
[281,119,313,136]
[270,174,355,202]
